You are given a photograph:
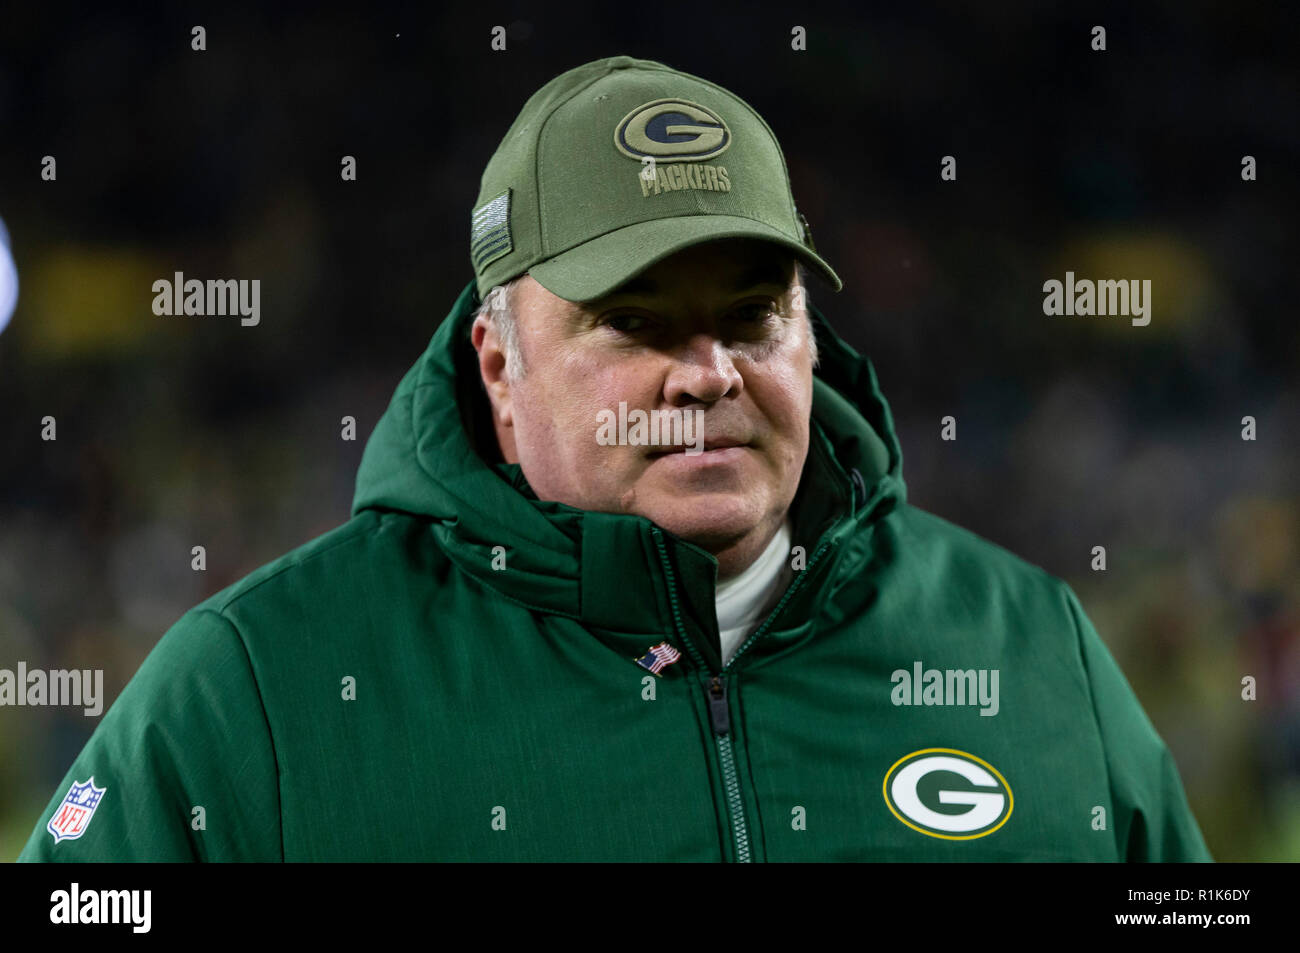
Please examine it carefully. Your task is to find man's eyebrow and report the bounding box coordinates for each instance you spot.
[595,260,795,302]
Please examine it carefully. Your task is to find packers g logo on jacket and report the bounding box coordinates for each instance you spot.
[614,99,731,162]
[883,748,1013,840]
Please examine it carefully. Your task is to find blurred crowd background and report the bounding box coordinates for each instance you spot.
[1,3,1297,860]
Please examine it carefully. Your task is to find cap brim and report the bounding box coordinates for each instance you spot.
[527,215,842,302]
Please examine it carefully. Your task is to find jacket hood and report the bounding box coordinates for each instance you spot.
[352,279,907,670]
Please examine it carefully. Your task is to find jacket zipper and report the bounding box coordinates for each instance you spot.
[651,527,751,861]
[707,541,831,862]
[651,526,838,863]
[707,674,751,862]
[702,535,832,863]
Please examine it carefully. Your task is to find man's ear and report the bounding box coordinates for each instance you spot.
[471,314,513,428]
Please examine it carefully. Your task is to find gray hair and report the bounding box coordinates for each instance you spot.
[475,277,527,382]
[794,261,819,369]
[474,261,818,381]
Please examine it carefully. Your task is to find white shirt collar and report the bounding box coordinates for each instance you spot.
[715,516,794,665]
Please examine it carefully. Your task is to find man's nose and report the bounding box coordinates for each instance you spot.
[662,334,743,405]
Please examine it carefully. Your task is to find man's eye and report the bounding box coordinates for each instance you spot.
[733,303,777,323]
[604,313,652,333]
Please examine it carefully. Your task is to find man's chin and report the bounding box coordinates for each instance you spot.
[635,494,762,551]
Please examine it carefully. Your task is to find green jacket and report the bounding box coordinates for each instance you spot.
[20,280,1211,862]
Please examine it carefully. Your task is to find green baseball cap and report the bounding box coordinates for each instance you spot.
[470,55,842,303]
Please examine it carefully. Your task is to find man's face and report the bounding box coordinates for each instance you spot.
[473,238,814,580]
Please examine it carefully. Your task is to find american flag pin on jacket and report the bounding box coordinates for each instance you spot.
[634,641,682,676]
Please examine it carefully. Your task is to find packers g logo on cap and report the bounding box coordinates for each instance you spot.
[883,748,1013,840]
[614,99,731,162]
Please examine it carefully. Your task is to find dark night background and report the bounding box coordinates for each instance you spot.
[1,2,1297,859]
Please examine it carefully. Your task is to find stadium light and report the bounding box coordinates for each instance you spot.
[0,216,17,336]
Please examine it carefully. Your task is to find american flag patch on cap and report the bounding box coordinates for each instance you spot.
[471,189,513,271]
[634,641,682,676]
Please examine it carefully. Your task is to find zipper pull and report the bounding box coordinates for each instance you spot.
[708,676,731,735]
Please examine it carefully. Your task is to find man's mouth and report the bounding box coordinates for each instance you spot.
[647,439,748,458]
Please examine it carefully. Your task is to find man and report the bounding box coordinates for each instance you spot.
[20,55,1210,861]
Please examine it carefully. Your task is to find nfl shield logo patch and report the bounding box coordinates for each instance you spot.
[47,777,107,844]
